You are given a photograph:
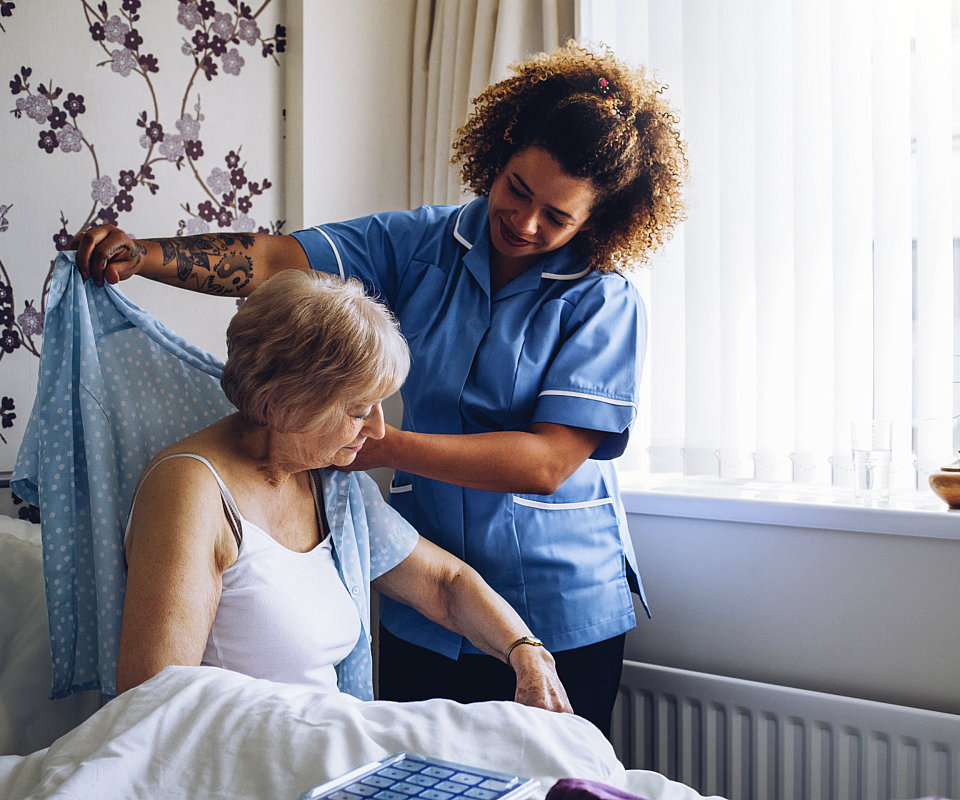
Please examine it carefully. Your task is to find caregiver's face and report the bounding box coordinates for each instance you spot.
[487,146,595,263]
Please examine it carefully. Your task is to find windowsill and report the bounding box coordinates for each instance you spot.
[618,472,960,541]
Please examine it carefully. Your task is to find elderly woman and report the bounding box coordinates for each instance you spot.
[116,268,571,712]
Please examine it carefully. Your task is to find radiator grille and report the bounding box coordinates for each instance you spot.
[612,661,960,800]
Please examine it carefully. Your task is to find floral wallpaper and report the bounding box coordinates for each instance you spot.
[0,0,286,514]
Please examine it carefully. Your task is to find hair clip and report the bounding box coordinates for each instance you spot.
[598,77,619,101]
[597,77,626,120]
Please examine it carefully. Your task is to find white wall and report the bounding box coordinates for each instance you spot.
[284,0,417,495]
[285,0,417,230]
[624,508,960,715]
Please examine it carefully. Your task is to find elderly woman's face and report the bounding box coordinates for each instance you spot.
[291,399,386,469]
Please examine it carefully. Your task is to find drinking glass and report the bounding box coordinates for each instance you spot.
[851,420,892,504]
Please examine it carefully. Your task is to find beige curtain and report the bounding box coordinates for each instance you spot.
[409,0,577,207]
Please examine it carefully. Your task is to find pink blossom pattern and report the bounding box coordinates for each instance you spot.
[221,48,244,76]
[17,303,42,337]
[102,14,130,44]
[3,0,285,450]
[57,124,83,152]
[177,1,202,30]
[176,112,201,141]
[110,47,138,77]
[16,93,52,123]
[159,133,184,161]
[238,17,259,45]
[90,175,118,205]
[211,11,233,39]
[231,213,254,232]
[206,166,231,194]
[184,216,210,235]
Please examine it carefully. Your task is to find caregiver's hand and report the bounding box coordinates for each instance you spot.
[74,224,146,285]
[339,424,397,472]
[511,646,573,714]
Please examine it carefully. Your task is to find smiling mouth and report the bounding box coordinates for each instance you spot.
[499,219,532,248]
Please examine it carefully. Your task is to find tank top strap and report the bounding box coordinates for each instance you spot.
[126,453,243,548]
[308,469,330,539]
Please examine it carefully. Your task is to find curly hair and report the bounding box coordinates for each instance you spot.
[452,40,687,273]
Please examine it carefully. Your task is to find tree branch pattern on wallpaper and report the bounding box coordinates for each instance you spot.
[1,0,285,454]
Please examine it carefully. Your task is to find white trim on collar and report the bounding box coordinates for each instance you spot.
[453,205,473,250]
[311,226,345,279]
[452,200,587,280]
[542,266,592,281]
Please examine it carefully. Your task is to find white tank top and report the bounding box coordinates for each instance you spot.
[128,454,362,692]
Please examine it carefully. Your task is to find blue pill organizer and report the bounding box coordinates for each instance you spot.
[298,753,540,800]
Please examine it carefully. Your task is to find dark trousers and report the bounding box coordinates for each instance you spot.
[377,625,625,738]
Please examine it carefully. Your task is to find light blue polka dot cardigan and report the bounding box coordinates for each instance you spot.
[12,253,418,700]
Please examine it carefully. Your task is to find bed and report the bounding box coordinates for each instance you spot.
[1,258,727,799]
[0,512,724,800]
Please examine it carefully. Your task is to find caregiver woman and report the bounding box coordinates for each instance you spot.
[77,41,687,735]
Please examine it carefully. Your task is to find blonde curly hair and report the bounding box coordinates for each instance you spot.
[452,40,687,273]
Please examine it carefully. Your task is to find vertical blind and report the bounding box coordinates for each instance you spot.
[586,0,959,491]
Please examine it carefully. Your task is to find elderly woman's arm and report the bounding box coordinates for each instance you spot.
[371,537,573,713]
[116,459,234,693]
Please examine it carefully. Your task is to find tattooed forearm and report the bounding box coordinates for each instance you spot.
[153,234,256,295]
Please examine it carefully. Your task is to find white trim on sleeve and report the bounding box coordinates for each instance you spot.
[513,496,615,510]
[389,484,413,494]
[311,225,345,279]
[538,389,637,409]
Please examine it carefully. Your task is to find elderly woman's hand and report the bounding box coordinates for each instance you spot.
[372,538,575,714]
[509,643,573,713]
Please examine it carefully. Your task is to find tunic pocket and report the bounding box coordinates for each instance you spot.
[511,493,623,586]
[511,492,632,639]
[387,473,418,530]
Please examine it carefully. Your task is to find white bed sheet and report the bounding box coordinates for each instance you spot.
[0,666,724,800]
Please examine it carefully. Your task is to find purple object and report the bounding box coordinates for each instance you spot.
[545,778,648,800]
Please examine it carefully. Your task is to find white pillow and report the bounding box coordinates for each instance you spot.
[0,520,100,755]
[0,513,42,546]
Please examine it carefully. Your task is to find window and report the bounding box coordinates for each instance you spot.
[583,0,959,491]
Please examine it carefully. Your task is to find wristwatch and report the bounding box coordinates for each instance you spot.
[503,635,544,666]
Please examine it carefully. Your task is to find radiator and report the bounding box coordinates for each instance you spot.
[611,661,960,800]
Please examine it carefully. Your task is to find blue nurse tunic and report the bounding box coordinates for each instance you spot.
[292,198,650,659]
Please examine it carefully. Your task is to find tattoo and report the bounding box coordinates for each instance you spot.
[155,234,256,295]
[129,240,147,269]
[105,240,146,269]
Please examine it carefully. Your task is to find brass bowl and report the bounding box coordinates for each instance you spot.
[928,454,960,510]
